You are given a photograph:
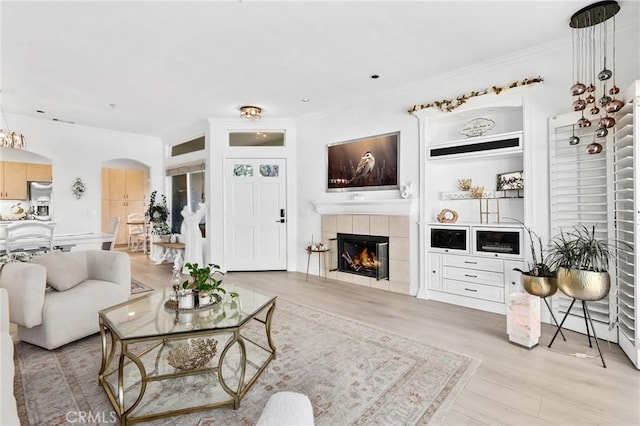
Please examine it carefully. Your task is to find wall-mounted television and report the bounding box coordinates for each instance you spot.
[327,131,399,192]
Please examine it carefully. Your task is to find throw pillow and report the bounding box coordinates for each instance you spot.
[29,253,88,291]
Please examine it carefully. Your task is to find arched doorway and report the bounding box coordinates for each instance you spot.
[101,159,150,247]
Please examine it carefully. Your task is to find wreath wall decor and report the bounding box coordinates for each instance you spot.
[407,76,544,114]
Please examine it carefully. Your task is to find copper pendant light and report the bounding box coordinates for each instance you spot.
[569,1,621,152]
[569,125,581,145]
[587,141,604,154]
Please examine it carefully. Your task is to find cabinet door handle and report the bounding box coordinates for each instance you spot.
[464,288,478,292]
[464,274,478,278]
[464,261,477,264]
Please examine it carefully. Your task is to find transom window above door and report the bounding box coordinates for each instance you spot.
[229,131,285,147]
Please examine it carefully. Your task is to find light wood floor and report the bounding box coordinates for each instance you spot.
[129,252,640,426]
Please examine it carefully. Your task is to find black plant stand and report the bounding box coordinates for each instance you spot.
[542,297,566,342]
[548,298,607,368]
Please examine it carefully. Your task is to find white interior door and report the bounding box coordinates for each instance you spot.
[224,158,287,271]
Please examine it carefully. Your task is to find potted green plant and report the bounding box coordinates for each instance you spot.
[547,225,612,301]
[512,221,558,298]
[146,191,171,240]
[182,262,237,306]
[506,218,556,295]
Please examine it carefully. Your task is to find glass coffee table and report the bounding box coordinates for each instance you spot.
[98,285,276,425]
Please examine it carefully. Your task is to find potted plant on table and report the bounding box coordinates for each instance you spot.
[181,262,238,307]
[146,191,171,242]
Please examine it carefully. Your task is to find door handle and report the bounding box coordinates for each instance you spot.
[275,219,286,223]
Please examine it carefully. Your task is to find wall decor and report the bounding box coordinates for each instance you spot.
[71,177,86,199]
[496,170,524,191]
[327,131,399,192]
[459,117,496,138]
[407,76,544,114]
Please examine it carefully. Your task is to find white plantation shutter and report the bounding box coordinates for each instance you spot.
[612,86,639,368]
[549,113,616,342]
[549,81,640,369]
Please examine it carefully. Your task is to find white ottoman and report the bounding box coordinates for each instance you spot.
[256,391,314,426]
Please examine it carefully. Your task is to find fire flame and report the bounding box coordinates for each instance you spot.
[350,247,380,270]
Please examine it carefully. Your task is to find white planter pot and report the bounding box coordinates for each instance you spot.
[178,290,194,309]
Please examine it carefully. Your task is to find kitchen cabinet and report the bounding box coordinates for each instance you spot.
[102,168,149,245]
[105,168,147,201]
[0,161,28,200]
[105,199,145,245]
[26,163,53,182]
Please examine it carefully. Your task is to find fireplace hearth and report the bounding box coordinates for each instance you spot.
[335,233,389,280]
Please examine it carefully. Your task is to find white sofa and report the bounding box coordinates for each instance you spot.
[1,288,20,425]
[0,250,130,350]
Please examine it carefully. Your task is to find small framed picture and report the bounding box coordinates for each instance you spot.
[496,170,523,191]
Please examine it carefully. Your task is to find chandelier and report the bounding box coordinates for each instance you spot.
[239,105,262,121]
[569,1,623,153]
[0,110,26,149]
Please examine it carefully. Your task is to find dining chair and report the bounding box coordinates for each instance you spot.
[102,216,120,250]
[5,222,55,254]
[127,213,145,251]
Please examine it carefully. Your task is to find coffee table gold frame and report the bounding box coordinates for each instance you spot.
[98,296,276,425]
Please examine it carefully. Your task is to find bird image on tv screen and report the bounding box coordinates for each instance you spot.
[327,132,399,192]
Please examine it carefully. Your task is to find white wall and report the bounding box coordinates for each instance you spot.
[0,115,163,233]
[295,23,640,295]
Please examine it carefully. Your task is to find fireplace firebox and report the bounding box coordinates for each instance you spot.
[333,233,389,280]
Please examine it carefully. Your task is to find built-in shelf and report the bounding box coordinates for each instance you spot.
[440,191,524,200]
[313,198,416,216]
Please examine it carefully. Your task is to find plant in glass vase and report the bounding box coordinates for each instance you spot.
[146,191,171,237]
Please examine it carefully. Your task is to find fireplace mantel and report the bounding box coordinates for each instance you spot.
[313,198,416,216]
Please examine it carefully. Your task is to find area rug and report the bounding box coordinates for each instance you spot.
[14,299,480,425]
[130,278,154,294]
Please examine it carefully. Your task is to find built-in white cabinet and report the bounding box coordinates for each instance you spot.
[414,96,529,315]
[427,253,442,291]
[504,259,525,294]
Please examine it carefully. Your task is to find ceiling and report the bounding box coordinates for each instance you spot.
[1,1,635,138]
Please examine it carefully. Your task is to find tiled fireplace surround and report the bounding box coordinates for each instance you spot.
[321,214,410,295]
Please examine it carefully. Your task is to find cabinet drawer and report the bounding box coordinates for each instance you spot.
[443,254,503,272]
[443,266,503,287]
[443,279,505,303]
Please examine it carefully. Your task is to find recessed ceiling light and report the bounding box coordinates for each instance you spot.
[36,110,45,114]
[301,98,311,103]
[370,74,380,79]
